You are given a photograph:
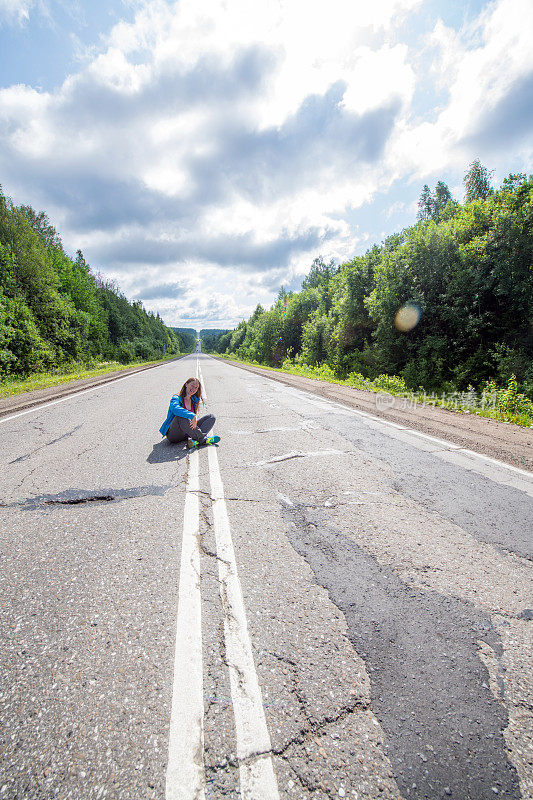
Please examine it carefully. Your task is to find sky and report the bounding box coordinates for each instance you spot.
[1,0,532,330]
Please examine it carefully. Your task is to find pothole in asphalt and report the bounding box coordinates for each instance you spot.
[44,495,115,505]
[1,485,172,510]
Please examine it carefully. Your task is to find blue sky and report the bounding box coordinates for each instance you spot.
[1,1,135,89]
[1,0,532,328]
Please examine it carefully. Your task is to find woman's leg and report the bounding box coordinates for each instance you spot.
[196,414,216,438]
[166,416,191,443]
[185,414,215,444]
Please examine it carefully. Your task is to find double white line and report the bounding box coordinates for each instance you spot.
[166,358,280,800]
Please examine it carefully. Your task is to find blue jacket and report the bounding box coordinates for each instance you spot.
[160,394,199,436]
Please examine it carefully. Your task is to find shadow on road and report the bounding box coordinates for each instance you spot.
[146,440,189,463]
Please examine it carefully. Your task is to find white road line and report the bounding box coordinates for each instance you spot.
[165,448,205,800]
[198,357,280,799]
[310,392,533,480]
[207,446,280,799]
[284,386,533,479]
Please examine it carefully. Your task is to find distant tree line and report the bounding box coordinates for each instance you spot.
[172,328,197,352]
[203,165,533,398]
[0,186,187,377]
[200,329,230,352]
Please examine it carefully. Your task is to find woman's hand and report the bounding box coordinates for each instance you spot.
[190,415,198,428]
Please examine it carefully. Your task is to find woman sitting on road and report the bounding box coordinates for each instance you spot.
[160,377,220,447]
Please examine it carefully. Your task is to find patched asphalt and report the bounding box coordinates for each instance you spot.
[1,352,531,799]
[333,415,533,561]
[283,504,520,799]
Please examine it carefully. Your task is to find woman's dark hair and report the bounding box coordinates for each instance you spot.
[179,377,203,406]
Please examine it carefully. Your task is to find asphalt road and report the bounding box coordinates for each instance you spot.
[1,351,531,800]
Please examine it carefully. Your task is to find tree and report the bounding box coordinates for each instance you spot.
[282,288,320,355]
[229,321,247,352]
[418,181,454,223]
[464,160,493,202]
[301,257,336,314]
[432,181,453,222]
[19,206,63,251]
[177,172,533,397]
[329,247,378,373]
[249,306,282,364]
[417,185,434,221]
[301,311,333,366]
[0,189,181,374]
[302,257,336,291]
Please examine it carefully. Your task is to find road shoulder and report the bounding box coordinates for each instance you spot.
[216,357,533,472]
[0,357,186,419]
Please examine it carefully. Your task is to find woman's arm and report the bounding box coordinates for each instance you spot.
[169,395,195,420]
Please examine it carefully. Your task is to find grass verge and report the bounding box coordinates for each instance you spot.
[0,355,185,399]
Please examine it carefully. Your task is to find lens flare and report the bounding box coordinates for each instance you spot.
[394,303,421,332]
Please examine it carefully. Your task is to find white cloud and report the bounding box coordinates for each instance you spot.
[437,0,533,136]
[1,1,402,240]
[0,0,427,326]
[395,0,533,176]
[0,0,36,24]
[385,200,406,219]
[341,44,415,116]
[1,0,532,327]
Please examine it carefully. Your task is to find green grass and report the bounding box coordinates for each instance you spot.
[212,352,533,428]
[0,355,183,399]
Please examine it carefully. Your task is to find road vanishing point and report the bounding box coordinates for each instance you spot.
[1,350,532,800]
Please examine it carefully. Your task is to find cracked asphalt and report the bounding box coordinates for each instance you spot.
[1,352,532,800]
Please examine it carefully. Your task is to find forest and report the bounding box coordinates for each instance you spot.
[0,186,187,378]
[172,328,197,353]
[200,329,230,352]
[203,165,533,401]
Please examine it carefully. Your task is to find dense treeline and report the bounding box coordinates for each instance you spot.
[201,329,230,352]
[0,186,184,377]
[204,169,533,398]
[172,328,197,352]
